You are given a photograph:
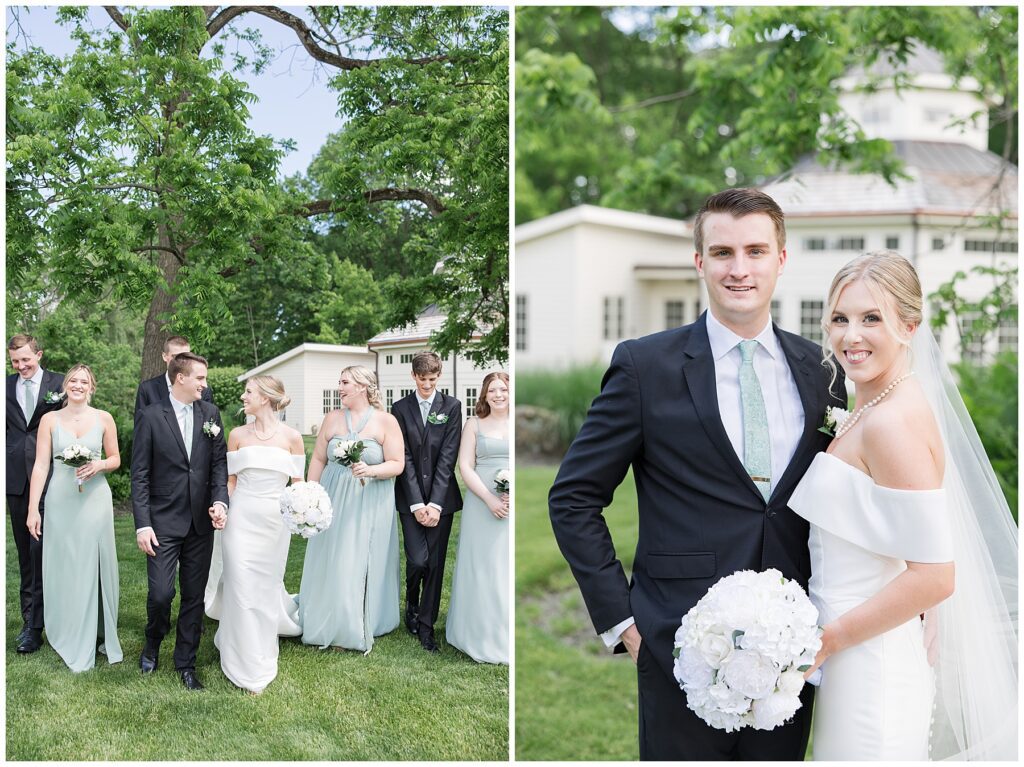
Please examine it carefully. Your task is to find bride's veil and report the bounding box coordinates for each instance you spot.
[913,329,1018,760]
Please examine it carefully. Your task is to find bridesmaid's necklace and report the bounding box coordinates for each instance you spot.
[834,372,914,440]
[251,420,279,441]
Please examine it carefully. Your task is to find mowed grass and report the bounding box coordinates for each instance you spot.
[6,509,508,761]
[515,464,640,761]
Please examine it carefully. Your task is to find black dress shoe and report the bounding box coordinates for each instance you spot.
[17,629,43,654]
[180,670,204,691]
[404,604,419,635]
[418,627,440,654]
[16,625,31,644]
[139,648,159,674]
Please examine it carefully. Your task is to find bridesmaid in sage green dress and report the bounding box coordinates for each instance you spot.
[299,365,405,652]
[446,372,509,664]
[27,364,123,673]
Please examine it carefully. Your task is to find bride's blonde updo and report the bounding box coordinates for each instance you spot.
[341,365,383,410]
[248,375,292,412]
[821,249,924,387]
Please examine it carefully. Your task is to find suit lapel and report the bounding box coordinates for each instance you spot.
[7,374,26,430]
[680,315,762,498]
[770,329,821,502]
[162,402,189,462]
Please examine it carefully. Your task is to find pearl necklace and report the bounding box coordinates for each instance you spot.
[834,372,914,440]
[251,422,279,441]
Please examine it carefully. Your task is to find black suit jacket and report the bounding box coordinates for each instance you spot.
[131,398,229,538]
[134,373,213,423]
[549,312,845,682]
[392,391,464,516]
[6,370,65,496]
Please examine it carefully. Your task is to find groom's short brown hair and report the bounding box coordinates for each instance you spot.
[693,188,786,255]
[7,334,40,353]
[168,351,208,384]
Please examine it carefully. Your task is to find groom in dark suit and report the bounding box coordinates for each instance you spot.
[392,351,463,653]
[6,334,65,654]
[132,352,228,690]
[550,189,845,760]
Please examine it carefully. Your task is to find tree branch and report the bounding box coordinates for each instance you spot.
[298,188,447,218]
[206,6,250,39]
[103,6,129,32]
[242,7,449,68]
[607,87,697,113]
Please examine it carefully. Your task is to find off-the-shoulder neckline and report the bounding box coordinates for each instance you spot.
[816,451,944,494]
[228,445,301,457]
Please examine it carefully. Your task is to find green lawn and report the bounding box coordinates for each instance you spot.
[7,509,508,761]
[515,465,640,761]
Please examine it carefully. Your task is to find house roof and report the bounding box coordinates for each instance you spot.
[762,141,1018,218]
[237,343,372,381]
[516,203,690,244]
[366,305,485,348]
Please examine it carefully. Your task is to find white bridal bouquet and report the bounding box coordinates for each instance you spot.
[54,443,97,492]
[672,568,821,732]
[279,481,334,538]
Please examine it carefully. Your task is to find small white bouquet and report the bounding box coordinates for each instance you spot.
[673,568,821,732]
[54,443,97,493]
[494,469,510,495]
[279,481,334,538]
[331,439,367,486]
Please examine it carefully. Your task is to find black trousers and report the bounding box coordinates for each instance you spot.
[636,640,814,760]
[144,522,214,671]
[7,492,43,630]
[399,511,454,630]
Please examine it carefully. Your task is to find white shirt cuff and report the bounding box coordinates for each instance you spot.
[136,526,153,535]
[601,616,636,649]
[410,503,425,512]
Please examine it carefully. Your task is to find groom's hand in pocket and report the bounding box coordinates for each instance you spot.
[137,529,160,557]
[621,624,643,664]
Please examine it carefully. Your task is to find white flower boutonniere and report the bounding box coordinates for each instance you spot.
[43,391,64,405]
[818,406,850,437]
[202,420,221,438]
[426,412,449,425]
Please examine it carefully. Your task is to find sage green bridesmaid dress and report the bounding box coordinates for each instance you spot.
[43,418,122,672]
[299,407,400,652]
[445,419,509,663]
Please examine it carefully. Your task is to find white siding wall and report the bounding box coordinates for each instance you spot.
[514,226,580,369]
[304,350,376,433]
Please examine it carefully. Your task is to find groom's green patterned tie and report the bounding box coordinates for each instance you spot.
[738,340,771,501]
[182,405,193,461]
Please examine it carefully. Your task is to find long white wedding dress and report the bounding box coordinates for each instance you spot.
[788,330,1017,761]
[789,452,952,760]
[213,446,304,693]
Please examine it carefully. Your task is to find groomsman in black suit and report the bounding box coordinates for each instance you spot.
[132,352,228,690]
[550,189,845,760]
[6,334,65,654]
[134,335,213,422]
[392,351,463,653]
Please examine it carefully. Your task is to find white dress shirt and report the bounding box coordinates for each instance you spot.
[16,367,45,421]
[601,310,805,649]
[410,392,442,514]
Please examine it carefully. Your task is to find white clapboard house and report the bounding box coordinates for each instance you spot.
[515,45,1017,370]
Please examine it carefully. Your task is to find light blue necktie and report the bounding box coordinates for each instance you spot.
[182,405,193,461]
[420,399,430,426]
[23,379,36,421]
[738,340,771,501]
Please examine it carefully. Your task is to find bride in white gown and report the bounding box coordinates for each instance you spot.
[789,251,1017,760]
[213,375,305,694]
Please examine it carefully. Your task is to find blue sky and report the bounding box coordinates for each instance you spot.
[6,5,344,178]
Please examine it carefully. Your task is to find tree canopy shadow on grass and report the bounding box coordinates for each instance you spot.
[6,510,508,761]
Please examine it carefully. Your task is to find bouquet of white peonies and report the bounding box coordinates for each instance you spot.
[54,443,97,492]
[494,469,510,494]
[279,481,334,538]
[672,568,821,733]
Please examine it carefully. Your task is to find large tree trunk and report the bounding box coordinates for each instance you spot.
[140,234,182,380]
